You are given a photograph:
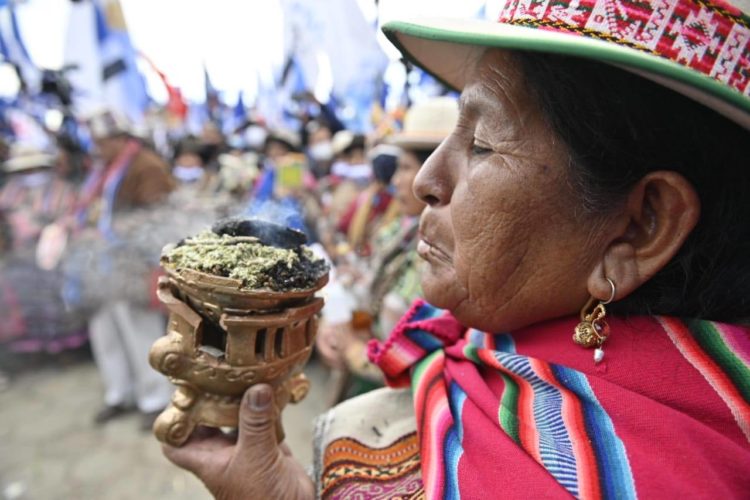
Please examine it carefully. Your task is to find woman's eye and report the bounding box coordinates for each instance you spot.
[471,143,493,156]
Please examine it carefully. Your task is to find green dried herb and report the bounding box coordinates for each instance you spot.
[163,231,327,291]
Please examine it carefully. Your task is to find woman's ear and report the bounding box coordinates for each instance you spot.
[588,171,700,302]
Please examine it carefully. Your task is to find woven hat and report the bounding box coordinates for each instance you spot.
[383,0,750,130]
[3,144,55,173]
[389,97,459,150]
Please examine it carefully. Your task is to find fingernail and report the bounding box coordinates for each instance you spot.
[249,385,272,411]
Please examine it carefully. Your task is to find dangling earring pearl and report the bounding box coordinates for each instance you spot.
[573,278,616,364]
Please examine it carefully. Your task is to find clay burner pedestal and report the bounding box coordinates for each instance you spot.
[149,265,327,447]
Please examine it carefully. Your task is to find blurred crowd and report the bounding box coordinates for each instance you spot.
[0,93,458,429]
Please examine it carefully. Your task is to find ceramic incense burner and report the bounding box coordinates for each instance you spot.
[149,220,328,447]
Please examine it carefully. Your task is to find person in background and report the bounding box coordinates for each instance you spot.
[0,208,21,390]
[0,137,9,188]
[264,129,301,167]
[197,122,226,173]
[241,120,269,154]
[0,145,77,252]
[336,144,400,257]
[214,152,260,200]
[314,146,401,345]
[0,144,85,356]
[171,136,213,190]
[0,209,12,256]
[317,98,459,401]
[329,131,370,185]
[248,129,320,239]
[321,131,371,246]
[0,137,9,161]
[55,133,89,185]
[305,120,335,179]
[80,110,176,429]
[249,129,302,204]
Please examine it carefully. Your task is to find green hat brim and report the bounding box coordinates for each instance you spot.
[383,18,750,130]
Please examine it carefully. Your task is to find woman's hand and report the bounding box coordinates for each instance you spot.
[162,384,315,500]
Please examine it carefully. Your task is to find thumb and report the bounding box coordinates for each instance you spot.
[236,384,279,460]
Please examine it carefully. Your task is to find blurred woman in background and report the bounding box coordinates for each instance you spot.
[317,98,459,400]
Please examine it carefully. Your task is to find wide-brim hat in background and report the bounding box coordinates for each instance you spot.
[331,130,355,156]
[389,96,459,150]
[367,143,402,162]
[3,144,56,173]
[331,130,367,156]
[383,0,750,130]
[266,129,302,152]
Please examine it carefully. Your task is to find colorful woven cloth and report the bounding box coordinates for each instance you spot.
[314,387,423,499]
[497,0,750,96]
[368,300,750,499]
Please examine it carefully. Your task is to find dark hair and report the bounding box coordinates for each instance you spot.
[372,153,399,184]
[517,52,750,322]
[265,136,298,153]
[412,149,434,166]
[173,135,203,162]
[343,134,367,155]
[0,209,12,254]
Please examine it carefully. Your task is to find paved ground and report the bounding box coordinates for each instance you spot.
[0,353,329,500]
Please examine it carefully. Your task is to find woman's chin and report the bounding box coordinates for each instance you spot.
[420,270,465,311]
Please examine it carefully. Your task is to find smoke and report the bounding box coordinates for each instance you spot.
[60,187,240,314]
[211,217,307,249]
[244,199,306,231]
[59,193,316,315]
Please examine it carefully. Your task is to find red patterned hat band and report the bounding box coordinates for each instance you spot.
[498,0,750,96]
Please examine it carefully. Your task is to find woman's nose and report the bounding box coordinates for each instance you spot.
[413,145,452,207]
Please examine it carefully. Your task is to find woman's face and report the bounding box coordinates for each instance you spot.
[413,50,605,332]
[393,150,427,217]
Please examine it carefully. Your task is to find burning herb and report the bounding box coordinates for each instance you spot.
[162,231,327,291]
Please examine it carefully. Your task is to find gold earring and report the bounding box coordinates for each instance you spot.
[573,278,615,364]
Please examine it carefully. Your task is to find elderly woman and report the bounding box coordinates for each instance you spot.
[164,0,750,497]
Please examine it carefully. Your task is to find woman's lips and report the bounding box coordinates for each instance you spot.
[417,237,452,264]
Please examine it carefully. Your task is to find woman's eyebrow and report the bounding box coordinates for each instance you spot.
[458,87,485,114]
[458,95,469,112]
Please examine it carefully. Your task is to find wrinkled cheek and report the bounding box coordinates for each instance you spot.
[445,210,488,309]
[419,257,467,311]
[445,253,494,328]
[454,233,512,307]
[452,242,473,279]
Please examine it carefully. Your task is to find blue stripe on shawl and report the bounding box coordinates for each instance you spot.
[407,329,445,352]
[552,365,637,500]
[494,352,580,497]
[467,330,516,353]
[494,333,516,353]
[404,302,456,352]
[444,381,467,500]
[412,302,444,322]
[467,329,486,348]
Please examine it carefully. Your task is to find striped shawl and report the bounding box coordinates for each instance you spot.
[362,300,750,499]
